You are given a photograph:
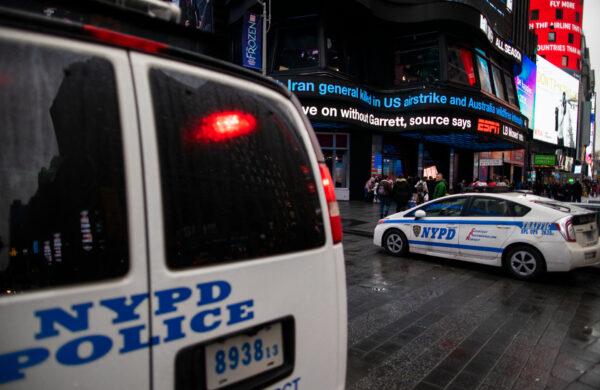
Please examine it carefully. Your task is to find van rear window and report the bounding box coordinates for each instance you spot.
[149,68,325,269]
[0,39,129,294]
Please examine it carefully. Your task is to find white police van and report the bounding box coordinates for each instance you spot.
[0,1,347,389]
[374,192,600,280]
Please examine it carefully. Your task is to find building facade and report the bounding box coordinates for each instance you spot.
[250,0,532,200]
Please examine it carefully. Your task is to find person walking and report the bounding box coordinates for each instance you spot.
[432,173,447,199]
[392,176,411,212]
[573,179,583,203]
[364,175,376,202]
[377,175,392,218]
[415,176,429,205]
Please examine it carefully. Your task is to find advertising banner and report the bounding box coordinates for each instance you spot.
[533,56,579,147]
[242,13,262,70]
[515,56,536,127]
[534,154,556,167]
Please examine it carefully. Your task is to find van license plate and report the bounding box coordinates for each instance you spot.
[205,322,284,390]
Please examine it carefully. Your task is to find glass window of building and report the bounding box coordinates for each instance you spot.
[475,54,493,94]
[491,65,506,101]
[503,72,517,106]
[274,26,320,71]
[531,9,539,20]
[576,12,580,23]
[568,33,574,44]
[562,55,569,67]
[319,133,349,189]
[556,9,563,19]
[447,46,476,86]
[0,39,129,294]
[394,47,440,85]
[325,32,345,72]
[548,31,556,42]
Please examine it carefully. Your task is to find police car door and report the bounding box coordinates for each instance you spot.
[458,196,515,261]
[131,53,345,390]
[0,28,150,388]
[411,197,466,257]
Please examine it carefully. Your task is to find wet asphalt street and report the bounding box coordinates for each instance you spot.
[340,201,600,390]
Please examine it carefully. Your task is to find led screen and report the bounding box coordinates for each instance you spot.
[514,56,536,127]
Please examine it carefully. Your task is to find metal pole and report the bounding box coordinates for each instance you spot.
[417,142,424,178]
[261,0,267,75]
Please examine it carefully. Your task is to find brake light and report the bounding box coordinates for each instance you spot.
[557,217,576,242]
[190,111,257,143]
[319,163,342,244]
[83,25,167,53]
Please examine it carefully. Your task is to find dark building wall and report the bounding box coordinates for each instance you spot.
[349,130,372,200]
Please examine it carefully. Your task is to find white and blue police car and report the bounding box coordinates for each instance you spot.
[374,192,600,280]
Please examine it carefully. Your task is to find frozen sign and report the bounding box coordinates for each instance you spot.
[242,13,262,70]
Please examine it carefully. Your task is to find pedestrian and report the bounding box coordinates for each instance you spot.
[426,176,436,197]
[392,176,411,212]
[573,179,582,203]
[415,176,429,205]
[364,175,376,202]
[432,173,447,199]
[377,175,392,218]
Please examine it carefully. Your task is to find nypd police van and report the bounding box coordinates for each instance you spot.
[0,1,347,389]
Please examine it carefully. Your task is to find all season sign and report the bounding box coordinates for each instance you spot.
[278,76,526,128]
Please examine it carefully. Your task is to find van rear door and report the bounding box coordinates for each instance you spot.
[0,28,150,389]
[130,53,346,390]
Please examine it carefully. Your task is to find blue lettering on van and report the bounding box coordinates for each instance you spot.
[0,280,255,384]
[274,377,301,390]
[421,227,456,240]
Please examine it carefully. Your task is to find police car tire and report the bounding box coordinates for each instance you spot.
[383,229,408,256]
[504,245,545,280]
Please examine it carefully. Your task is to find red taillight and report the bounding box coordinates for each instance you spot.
[83,25,167,53]
[319,163,342,244]
[190,111,257,143]
[557,217,576,242]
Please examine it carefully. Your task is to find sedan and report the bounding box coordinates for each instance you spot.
[374,193,600,280]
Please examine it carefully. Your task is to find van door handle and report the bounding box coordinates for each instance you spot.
[496,226,512,229]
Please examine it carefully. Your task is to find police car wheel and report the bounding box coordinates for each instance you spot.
[383,229,408,256]
[505,245,545,280]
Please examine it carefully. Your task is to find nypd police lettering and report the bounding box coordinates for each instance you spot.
[415,226,457,240]
[520,222,555,236]
[0,280,254,384]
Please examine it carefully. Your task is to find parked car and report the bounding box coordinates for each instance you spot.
[374,193,600,280]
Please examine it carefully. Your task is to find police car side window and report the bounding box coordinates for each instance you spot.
[149,68,325,270]
[0,39,129,295]
[405,197,466,217]
[464,197,511,217]
[509,202,531,217]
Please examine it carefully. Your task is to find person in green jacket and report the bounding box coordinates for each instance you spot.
[433,173,447,199]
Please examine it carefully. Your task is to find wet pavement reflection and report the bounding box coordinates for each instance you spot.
[341,201,600,390]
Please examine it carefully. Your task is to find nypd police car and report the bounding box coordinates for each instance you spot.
[374,192,600,280]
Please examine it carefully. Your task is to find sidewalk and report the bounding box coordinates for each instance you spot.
[339,200,383,238]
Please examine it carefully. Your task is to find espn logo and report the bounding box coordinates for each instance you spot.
[477,119,500,135]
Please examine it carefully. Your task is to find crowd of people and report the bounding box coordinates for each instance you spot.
[364,173,448,218]
[364,173,598,218]
[532,178,600,202]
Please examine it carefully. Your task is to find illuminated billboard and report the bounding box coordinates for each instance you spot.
[515,56,536,126]
[533,56,579,147]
